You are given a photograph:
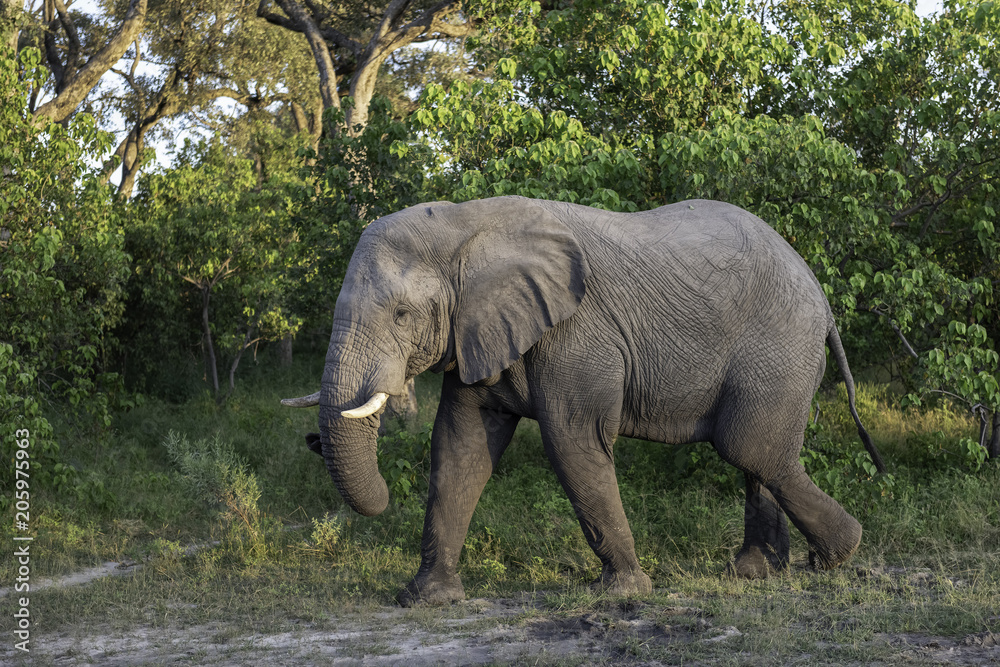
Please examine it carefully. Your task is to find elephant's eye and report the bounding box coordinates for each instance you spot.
[394,307,411,326]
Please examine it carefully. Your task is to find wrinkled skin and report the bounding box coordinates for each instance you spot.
[309,196,884,606]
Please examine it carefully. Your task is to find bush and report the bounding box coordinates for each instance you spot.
[377,421,434,505]
[1,48,130,509]
[163,430,274,563]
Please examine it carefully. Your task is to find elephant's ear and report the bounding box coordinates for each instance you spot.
[452,199,590,384]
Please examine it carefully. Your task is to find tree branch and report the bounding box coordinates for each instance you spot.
[52,0,80,78]
[888,319,919,360]
[300,0,361,56]
[263,0,341,111]
[42,0,65,90]
[870,307,920,359]
[255,0,301,33]
[382,0,473,54]
[347,0,469,130]
[34,0,148,122]
[128,38,141,79]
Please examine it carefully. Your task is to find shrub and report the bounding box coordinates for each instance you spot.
[163,430,274,563]
[0,48,130,509]
[377,421,434,505]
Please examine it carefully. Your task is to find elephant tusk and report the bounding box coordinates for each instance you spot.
[281,392,320,407]
[341,392,389,419]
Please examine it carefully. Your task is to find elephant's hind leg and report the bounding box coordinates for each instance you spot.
[764,466,862,570]
[716,409,862,575]
[729,473,790,579]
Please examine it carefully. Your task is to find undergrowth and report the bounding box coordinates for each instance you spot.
[3,351,997,649]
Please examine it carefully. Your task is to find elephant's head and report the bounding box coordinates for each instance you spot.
[285,197,590,516]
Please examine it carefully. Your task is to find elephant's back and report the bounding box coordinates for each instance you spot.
[559,199,833,444]
[575,199,829,322]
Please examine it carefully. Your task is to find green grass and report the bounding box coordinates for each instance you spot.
[3,350,999,663]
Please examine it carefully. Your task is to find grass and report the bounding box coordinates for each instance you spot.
[3,349,999,663]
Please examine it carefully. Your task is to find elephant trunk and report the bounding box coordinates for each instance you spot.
[318,328,391,517]
[319,406,389,517]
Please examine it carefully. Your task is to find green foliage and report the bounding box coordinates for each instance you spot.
[0,47,130,509]
[469,0,790,136]
[417,78,653,209]
[799,0,1000,430]
[377,421,433,505]
[801,420,896,514]
[163,430,274,563]
[125,141,308,401]
[293,97,433,317]
[305,513,344,559]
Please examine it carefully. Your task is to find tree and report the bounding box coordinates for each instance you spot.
[11,0,148,123]
[767,0,1000,457]
[1,47,130,504]
[126,141,309,403]
[256,0,475,135]
[90,0,323,197]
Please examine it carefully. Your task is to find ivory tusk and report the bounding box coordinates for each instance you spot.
[280,392,320,407]
[341,392,389,418]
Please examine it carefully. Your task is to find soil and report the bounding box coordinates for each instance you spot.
[3,565,999,665]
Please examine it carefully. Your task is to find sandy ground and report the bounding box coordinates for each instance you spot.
[3,565,999,665]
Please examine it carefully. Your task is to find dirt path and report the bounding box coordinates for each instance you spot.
[4,565,999,665]
[0,561,142,599]
[7,597,1000,665]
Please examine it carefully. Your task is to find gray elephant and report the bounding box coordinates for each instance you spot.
[283,196,885,606]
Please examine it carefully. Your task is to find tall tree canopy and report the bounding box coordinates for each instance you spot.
[2,0,998,458]
[256,0,475,133]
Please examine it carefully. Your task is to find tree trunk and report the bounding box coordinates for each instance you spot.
[270,0,341,113]
[288,99,322,154]
[989,410,1000,461]
[201,286,220,398]
[222,327,255,404]
[117,129,144,198]
[278,334,293,367]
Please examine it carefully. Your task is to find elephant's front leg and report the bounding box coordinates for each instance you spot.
[537,417,652,597]
[398,383,519,607]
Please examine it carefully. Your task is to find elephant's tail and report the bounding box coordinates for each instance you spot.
[827,325,887,474]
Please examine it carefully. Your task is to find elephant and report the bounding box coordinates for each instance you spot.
[283,196,885,606]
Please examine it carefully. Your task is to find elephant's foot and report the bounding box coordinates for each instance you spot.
[728,545,788,579]
[591,567,652,597]
[807,515,862,570]
[397,571,465,607]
